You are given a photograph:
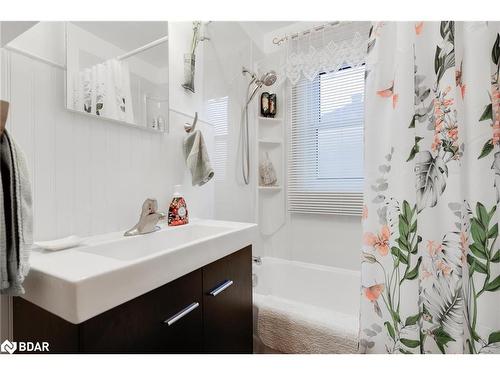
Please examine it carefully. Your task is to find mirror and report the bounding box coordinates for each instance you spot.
[66,22,169,132]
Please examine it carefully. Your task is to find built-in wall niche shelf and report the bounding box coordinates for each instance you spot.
[258,138,282,146]
[255,64,286,237]
[258,116,283,122]
[258,185,282,192]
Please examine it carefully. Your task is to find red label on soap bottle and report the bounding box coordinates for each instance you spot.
[168,196,189,226]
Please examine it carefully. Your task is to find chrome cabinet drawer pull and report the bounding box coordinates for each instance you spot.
[209,280,234,296]
[164,302,199,326]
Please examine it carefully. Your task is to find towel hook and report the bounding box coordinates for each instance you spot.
[0,100,9,138]
[184,111,198,133]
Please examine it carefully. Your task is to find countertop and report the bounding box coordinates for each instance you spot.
[21,219,257,324]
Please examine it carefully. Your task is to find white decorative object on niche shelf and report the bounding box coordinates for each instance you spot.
[259,152,278,187]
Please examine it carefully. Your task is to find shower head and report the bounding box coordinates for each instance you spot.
[243,69,278,105]
[242,67,277,87]
[259,70,277,86]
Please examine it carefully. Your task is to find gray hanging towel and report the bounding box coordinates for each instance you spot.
[0,130,33,295]
[183,129,214,186]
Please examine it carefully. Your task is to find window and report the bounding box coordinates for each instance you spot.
[288,66,365,215]
[206,96,229,182]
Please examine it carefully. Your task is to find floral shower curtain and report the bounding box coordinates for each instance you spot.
[360,21,500,354]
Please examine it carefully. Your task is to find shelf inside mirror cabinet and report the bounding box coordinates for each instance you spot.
[258,186,282,191]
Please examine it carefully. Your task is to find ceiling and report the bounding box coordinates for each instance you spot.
[238,21,333,53]
[240,21,297,34]
[1,21,38,47]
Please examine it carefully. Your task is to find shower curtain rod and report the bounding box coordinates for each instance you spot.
[272,21,341,46]
[117,35,169,61]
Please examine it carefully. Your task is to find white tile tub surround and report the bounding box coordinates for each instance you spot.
[252,257,361,353]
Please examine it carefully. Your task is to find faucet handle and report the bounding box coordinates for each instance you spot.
[124,198,164,237]
[142,198,158,215]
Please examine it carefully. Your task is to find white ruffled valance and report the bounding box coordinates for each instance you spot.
[270,22,371,85]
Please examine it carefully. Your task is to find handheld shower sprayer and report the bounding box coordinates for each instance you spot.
[243,68,277,105]
[240,67,278,185]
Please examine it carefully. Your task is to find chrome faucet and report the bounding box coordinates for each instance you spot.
[252,256,262,265]
[124,199,166,237]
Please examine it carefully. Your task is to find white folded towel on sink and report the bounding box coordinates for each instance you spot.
[35,235,83,251]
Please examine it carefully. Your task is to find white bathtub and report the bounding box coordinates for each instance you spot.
[252,257,361,354]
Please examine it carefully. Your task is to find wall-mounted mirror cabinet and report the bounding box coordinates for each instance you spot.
[66,22,169,132]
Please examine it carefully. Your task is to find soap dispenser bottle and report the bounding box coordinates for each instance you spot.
[168,185,189,226]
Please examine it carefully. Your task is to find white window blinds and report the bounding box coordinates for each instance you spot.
[288,66,365,215]
[207,96,229,182]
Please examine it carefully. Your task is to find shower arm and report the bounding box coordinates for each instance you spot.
[242,67,257,80]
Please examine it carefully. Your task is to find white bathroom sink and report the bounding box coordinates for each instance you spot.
[22,220,257,324]
[80,224,234,261]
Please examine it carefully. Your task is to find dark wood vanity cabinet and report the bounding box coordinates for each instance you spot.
[203,247,252,353]
[80,269,204,354]
[13,246,252,354]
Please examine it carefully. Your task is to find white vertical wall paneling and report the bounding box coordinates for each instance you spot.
[55,69,75,237]
[0,21,217,342]
[73,104,91,236]
[4,48,215,242]
[203,22,262,224]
